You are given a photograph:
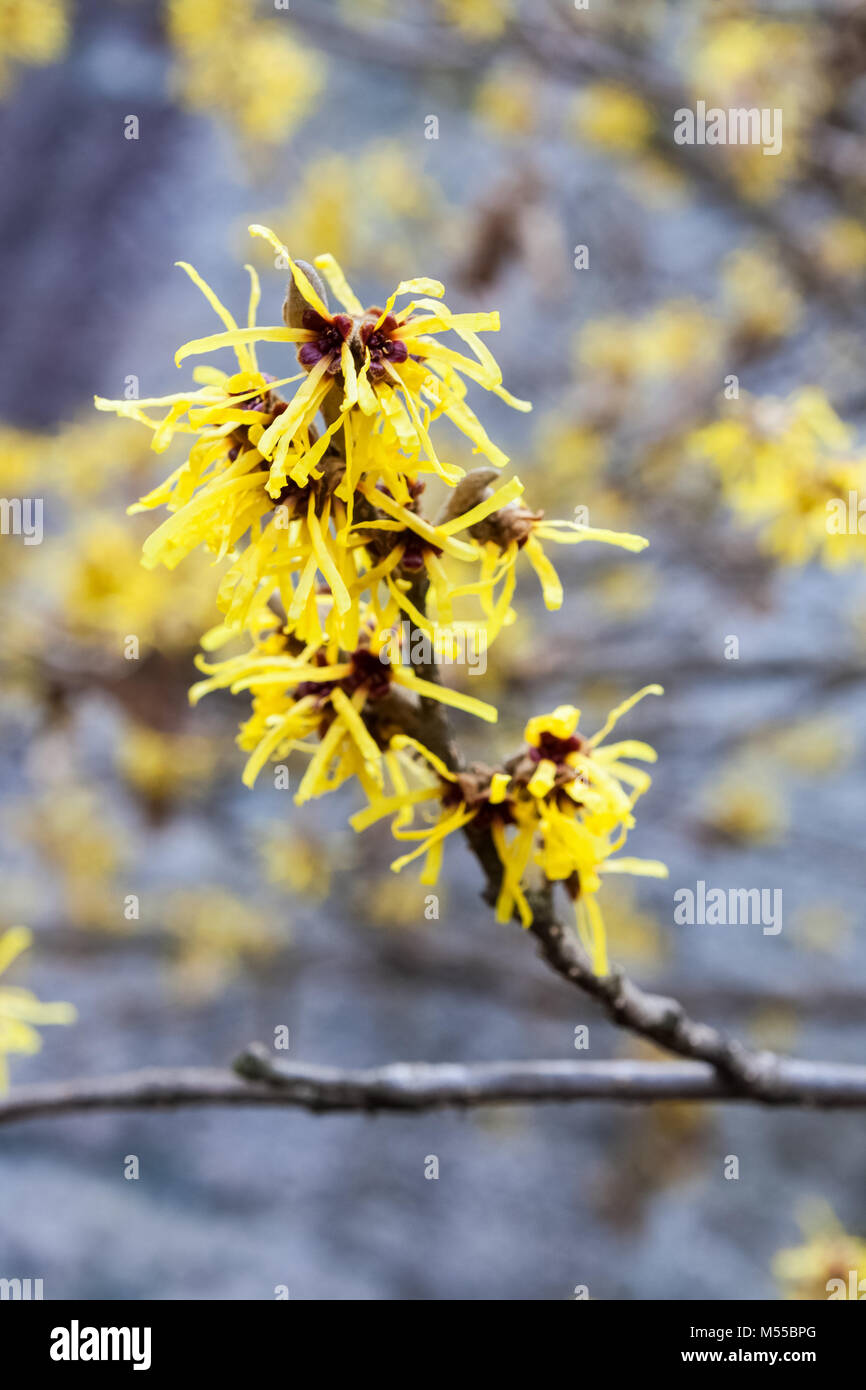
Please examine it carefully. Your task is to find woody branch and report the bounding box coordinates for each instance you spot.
[1,1049,866,1126]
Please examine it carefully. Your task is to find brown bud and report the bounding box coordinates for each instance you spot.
[436,467,500,526]
[283,259,330,329]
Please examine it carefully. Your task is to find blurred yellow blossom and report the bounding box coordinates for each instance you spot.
[760,716,850,777]
[475,65,538,139]
[687,17,829,200]
[0,423,41,492]
[167,0,324,146]
[690,390,866,568]
[263,140,450,282]
[0,0,68,97]
[596,882,668,967]
[578,301,718,383]
[535,420,609,490]
[596,563,659,620]
[0,416,165,505]
[721,248,801,344]
[747,1004,799,1054]
[118,726,222,807]
[436,0,512,40]
[814,218,866,280]
[337,0,391,27]
[360,872,441,930]
[61,514,221,655]
[699,765,788,845]
[571,84,654,156]
[774,1204,866,1300]
[0,926,76,1092]
[258,830,336,902]
[792,902,851,954]
[16,788,128,930]
[162,889,283,1000]
[625,153,688,209]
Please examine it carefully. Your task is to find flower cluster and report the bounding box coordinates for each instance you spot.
[356,690,667,976]
[98,225,664,974]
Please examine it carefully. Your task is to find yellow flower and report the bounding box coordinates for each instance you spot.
[361,686,666,976]
[96,230,531,642]
[190,630,497,795]
[215,225,528,486]
[438,469,648,615]
[103,223,661,962]
[506,690,667,972]
[0,926,76,1092]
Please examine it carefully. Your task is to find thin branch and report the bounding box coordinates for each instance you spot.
[467,844,796,1101]
[2,1050,866,1126]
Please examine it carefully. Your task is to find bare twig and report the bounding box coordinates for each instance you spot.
[2,1050,866,1126]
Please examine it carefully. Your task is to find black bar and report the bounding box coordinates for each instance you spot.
[1,1299,860,1373]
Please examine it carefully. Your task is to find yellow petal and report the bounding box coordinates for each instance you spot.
[175,326,310,367]
[601,857,669,877]
[394,669,498,723]
[247,224,331,320]
[488,772,511,804]
[589,685,664,747]
[314,253,364,316]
